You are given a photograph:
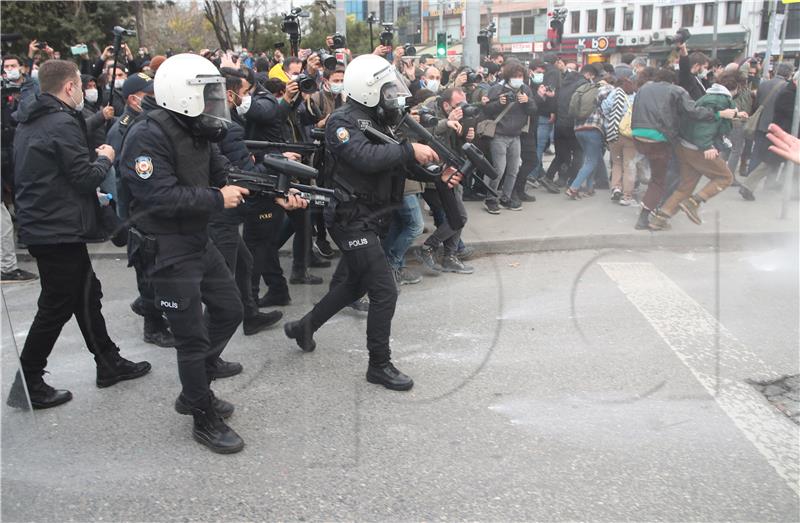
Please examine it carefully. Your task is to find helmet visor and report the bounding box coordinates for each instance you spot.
[187,75,231,122]
[379,77,412,110]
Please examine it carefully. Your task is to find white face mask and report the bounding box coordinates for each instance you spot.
[329,82,344,94]
[69,84,84,112]
[84,88,98,103]
[508,78,524,89]
[114,78,125,89]
[290,74,299,82]
[31,69,39,80]
[532,72,544,84]
[4,68,20,81]
[236,94,252,116]
[426,79,440,92]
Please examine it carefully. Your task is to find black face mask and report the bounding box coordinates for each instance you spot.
[190,114,229,142]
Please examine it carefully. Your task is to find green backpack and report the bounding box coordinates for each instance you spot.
[569,82,600,120]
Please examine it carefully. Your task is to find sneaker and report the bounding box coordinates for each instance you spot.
[347,296,369,312]
[483,199,501,214]
[416,245,443,272]
[678,195,703,225]
[441,254,474,274]
[544,147,554,156]
[515,190,536,203]
[611,188,623,201]
[579,188,596,198]
[619,196,634,206]
[648,210,672,231]
[455,245,476,261]
[739,186,755,201]
[526,178,541,189]
[539,178,560,194]
[396,267,422,285]
[565,187,581,200]
[499,196,522,211]
[0,268,37,283]
[313,239,336,258]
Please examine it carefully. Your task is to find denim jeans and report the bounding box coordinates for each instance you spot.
[384,194,424,270]
[571,129,604,191]
[532,116,553,179]
[487,134,521,201]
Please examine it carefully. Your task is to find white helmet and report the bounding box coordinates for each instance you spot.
[343,54,411,109]
[154,53,229,121]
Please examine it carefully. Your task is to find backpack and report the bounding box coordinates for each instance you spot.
[569,82,600,119]
[619,103,634,138]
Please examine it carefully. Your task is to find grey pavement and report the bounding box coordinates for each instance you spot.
[2,238,799,520]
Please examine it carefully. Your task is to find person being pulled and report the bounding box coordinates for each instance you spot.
[120,54,305,453]
[283,55,462,391]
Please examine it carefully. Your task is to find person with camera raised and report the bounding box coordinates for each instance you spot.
[677,37,710,102]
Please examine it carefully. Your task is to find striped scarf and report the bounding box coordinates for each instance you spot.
[605,87,628,143]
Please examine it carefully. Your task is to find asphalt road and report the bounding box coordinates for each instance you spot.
[2,242,798,522]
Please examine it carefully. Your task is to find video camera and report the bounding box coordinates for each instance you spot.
[666,27,691,46]
[227,154,334,207]
[477,22,496,57]
[113,26,137,37]
[380,23,394,47]
[403,43,416,57]
[281,7,309,55]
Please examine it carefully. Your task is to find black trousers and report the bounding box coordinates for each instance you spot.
[208,221,258,319]
[243,209,288,301]
[279,208,312,271]
[21,243,116,377]
[150,243,243,408]
[134,265,160,318]
[513,130,538,195]
[545,130,582,184]
[304,226,396,365]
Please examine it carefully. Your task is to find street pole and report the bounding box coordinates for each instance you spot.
[762,0,776,81]
[439,0,444,33]
[711,0,719,59]
[778,7,788,64]
[335,0,346,37]
[463,0,480,69]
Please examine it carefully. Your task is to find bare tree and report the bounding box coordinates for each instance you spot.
[203,0,235,50]
[134,1,147,49]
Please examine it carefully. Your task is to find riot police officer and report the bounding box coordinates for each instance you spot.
[283,54,461,391]
[119,54,304,454]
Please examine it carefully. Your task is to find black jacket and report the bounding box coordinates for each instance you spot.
[631,81,716,142]
[679,54,707,101]
[244,86,296,146]
[555,72,586,133]
[485,82,537,137]
[13,93,111,245]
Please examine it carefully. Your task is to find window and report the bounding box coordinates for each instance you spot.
[726,1,741,24]
[703,3,715,26]
[624,6,634,30]
[661,6,674,28]
[571,11,581,33]
[510,15,535,35]
[588,9,597,33]
[605,8,616,31]
[682,4,695,27]
[641,5,653,29]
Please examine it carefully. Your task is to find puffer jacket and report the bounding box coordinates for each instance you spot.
[631,81,717,142]
[13,93,111,245]
[678,84,735,151]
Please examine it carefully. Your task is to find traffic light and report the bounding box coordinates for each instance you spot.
[548,9,567,45]
[436,32,447,58]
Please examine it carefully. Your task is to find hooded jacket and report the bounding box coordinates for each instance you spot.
[678,83,736,151]
[631,81,717,142]
[13,93,112,245]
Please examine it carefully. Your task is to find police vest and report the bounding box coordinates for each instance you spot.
[134,109,212,234]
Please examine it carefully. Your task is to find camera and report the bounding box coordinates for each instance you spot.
[113,26,136,37]
[417,106,438,128]
[477,22,496,56]
[461,67,483,85]
[331,32,346,49]
[295,73,317,94]
[403,43,416,57]
[34,41,48,50]
[456,102,482,120]
[317,49,338,70]
[380,23,394,47]
[665,27,691,46]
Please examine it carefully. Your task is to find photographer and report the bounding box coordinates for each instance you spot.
[528,59,559,193]
[678,41,710,101]
[103,62,128,116]
[482,59,538,214]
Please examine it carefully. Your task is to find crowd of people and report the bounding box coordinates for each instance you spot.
[1,32,798,453]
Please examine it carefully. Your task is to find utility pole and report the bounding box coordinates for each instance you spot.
[463,0,480,68]
[335,0,346,36]
[762,0,777,81]
[439,0,444,33]
[778,6,788,64]
[711,0,719,59]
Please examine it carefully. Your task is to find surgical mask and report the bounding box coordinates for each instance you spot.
[508,78,524,89]
[4,68,20,81]
[532,72,544,84]
[114,78,125,89]
[130,95,143,113]
[31,69,39,80]
[329,82,344,94]
[290,75,299,82]
[84,88,98,104]
[69,85,84,112]
[698,69,708,79]
[425,79,440,92]
[236,94,252,116]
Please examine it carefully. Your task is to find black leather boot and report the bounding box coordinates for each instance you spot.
[191,401,244,454]
[6,371,72,410]
[243,310,283,336]
[143,315,175,347]
[366,362,414,391]
[284,318,316,352]
[208,357,243,379]
[175,390,234,419]
[96,351,152,388]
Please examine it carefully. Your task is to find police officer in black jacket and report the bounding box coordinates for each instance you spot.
[283,54,461,391]
[119,54,305,453]
[8,59,151,410]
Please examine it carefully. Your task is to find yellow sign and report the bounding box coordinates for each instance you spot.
[783,0,800,4]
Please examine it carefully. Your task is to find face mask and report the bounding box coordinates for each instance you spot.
[426,79,440,91]
[290,75,299,82]
[508,78,524,89]
[31,69,39,80]
[236,94,252,116]
[191,114,228,142]
[69,84,84,112]
[532,73,544,84]
[329,82,344,94]
[4,68,20,80]
[130,95,143,113]
[84,88,98,103]
[698,69,708,79]
[114,78,125,89]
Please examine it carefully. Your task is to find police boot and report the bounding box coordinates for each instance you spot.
[366,362,414,391]
[175,390,234,419]
[190,400,244,454]
[6,370,72,410]
[96,350,152,388]
[634,208,651,230]
[284,317,316,352]
[243,310,283,336]
[143,315,175,347]
[208,357,243,379]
